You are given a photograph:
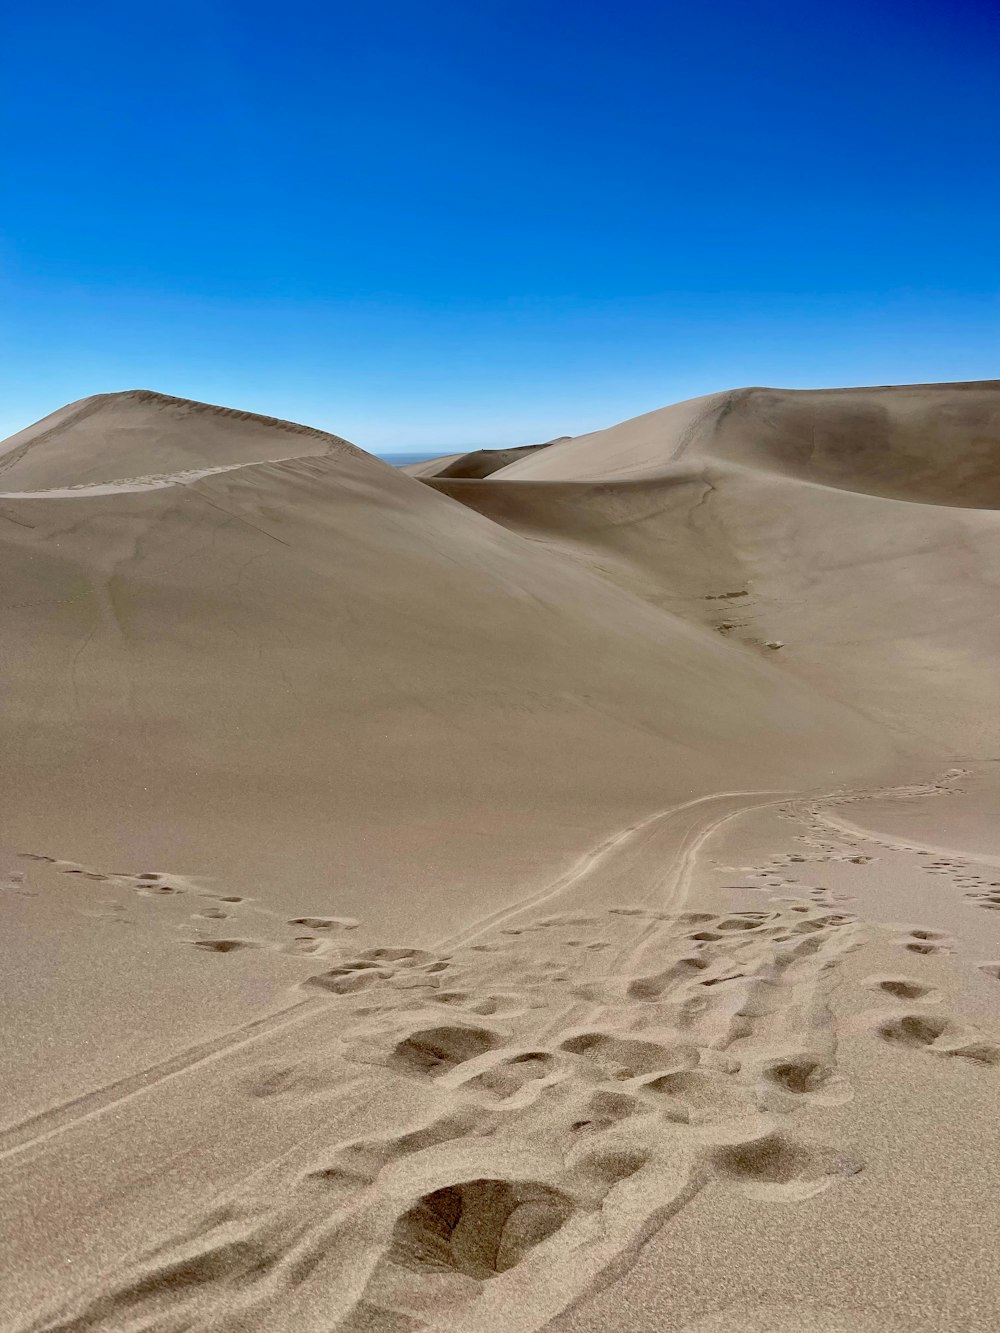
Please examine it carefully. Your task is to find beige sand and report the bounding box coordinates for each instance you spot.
[0,384,997,1331]
[401,437,569,480]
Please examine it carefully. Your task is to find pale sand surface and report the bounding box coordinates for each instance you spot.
[1,384,998,1330]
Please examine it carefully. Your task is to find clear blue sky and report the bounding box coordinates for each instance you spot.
[2,0,997,451]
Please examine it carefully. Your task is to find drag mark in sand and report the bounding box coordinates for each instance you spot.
[0,998,326,1165]
[438,788,792,952]
[11,767,999,1332]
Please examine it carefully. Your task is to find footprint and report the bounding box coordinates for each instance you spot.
[191,939,260,954]
[638,1070,740,1124]
[627,957,708,1000]
[558,1029,698,1081]
[896,928,953,956]
[132,873,185,895]
[360,947,435,966]
[710,1132,862,1200]
[865,976,939,1003]
[389,1024,502,1077]
[388,1177,574,1279]
[754,1054,852,1110]
[874,1013,1000,1064]
[289,916,359,931]
[304,963,392,994]
[464,1050,558,1100]
[431,989,470,1005]
[570,1088,644,1133]
[280,937,326,955]
[977,962,1000,980]
[431,991,525,1017]
[714,917,769,933]
[565,1145,650,1191]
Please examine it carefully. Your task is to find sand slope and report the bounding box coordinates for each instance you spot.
[429,382,1000,753]
[492,382,1000,506]
[1,385,998,1332]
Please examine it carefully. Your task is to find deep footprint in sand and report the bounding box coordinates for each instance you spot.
[388,1176,575,1278]
[360,946,436,966]
[753,1053,853,1110]
[864,976,940,1003]
[389,1023,503,1077]
[874,1012,1000,1064]
[289,915,360,931]
[304,962,393,994]
[709,1131,863,1200]
[191,938,261,954]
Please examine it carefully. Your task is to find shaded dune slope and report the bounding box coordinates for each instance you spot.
[492,382,1000,508]
[0,391,892,942]
[428,382,1000,754]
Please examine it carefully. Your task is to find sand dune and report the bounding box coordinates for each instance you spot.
[429,382,1000,752]
[491,382,1000,505]
[402,437,569,479]
[1,383,998,1331]
[0,389,356,490]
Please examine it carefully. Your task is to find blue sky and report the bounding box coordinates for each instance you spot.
[2,0,998,451]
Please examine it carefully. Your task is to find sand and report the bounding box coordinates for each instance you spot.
[0,383,997,1331]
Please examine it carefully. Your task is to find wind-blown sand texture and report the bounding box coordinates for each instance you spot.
[1,382,998,1331]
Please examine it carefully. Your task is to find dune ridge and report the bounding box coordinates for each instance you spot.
[404,438,570,480]
[0,388,364,490]
[492,381,1000,507]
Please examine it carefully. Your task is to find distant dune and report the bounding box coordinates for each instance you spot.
[2,383,999,1333]
[402,436,570,479]
[491,382,1000,506]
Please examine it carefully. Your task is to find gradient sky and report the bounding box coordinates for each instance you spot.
[3,0,998,451]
